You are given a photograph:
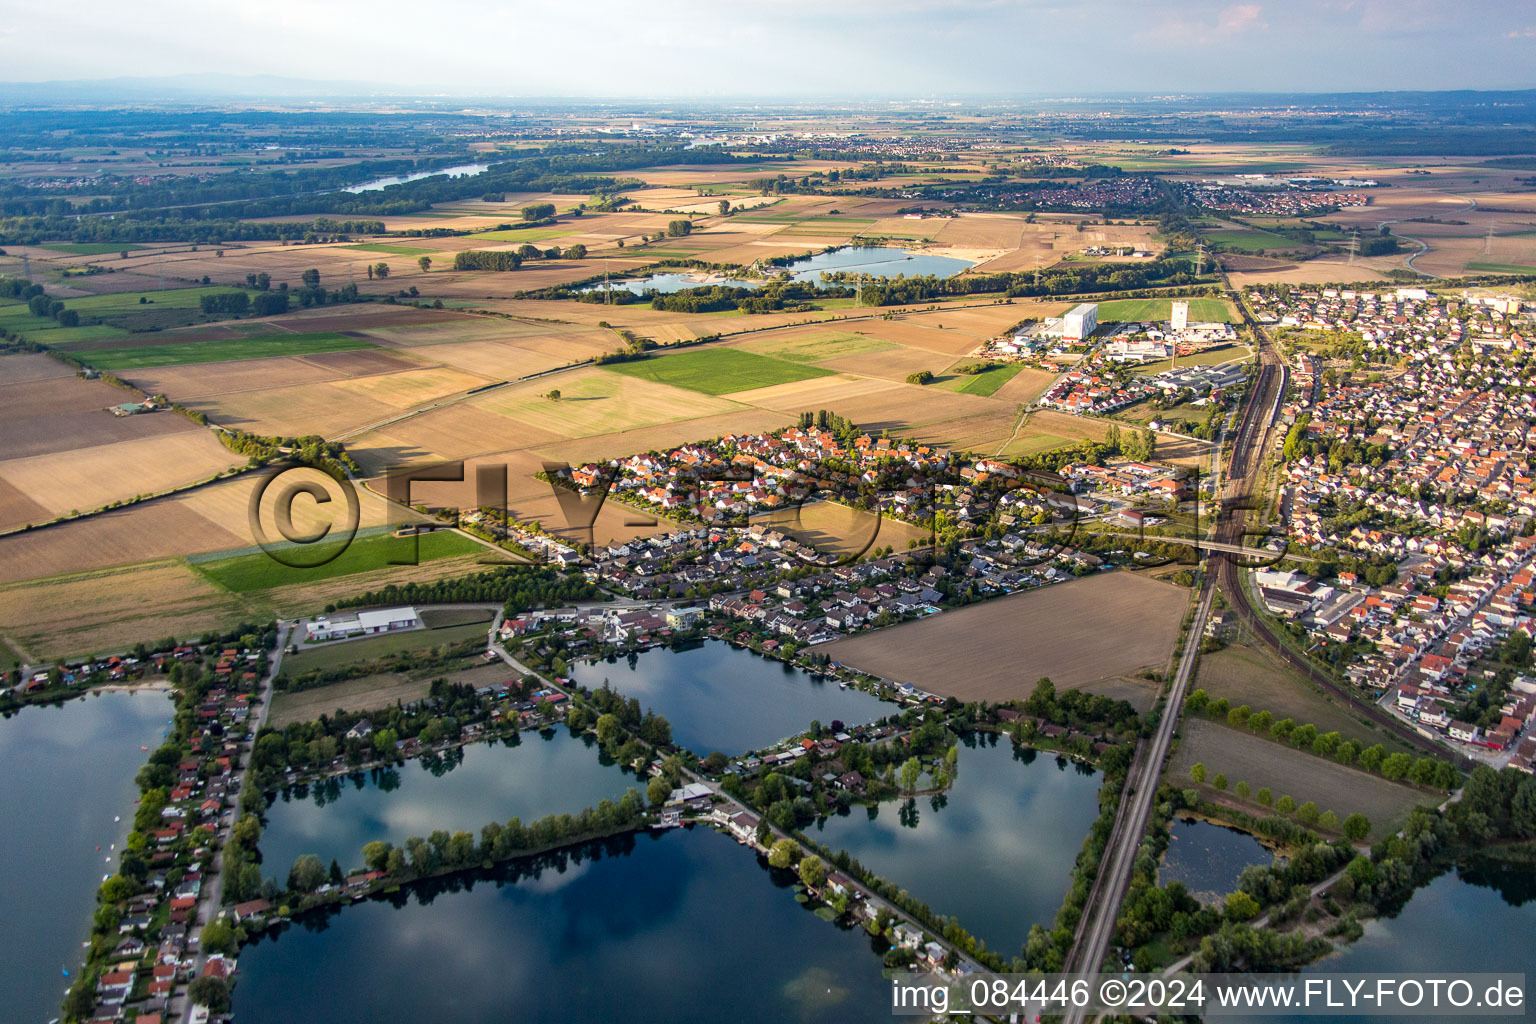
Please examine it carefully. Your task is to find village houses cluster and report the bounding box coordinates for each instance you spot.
[1250,287,1536,766]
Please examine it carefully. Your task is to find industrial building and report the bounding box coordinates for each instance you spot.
[1171,300,1189,331]
[1062,302,1099,341]
[304,607,421,643]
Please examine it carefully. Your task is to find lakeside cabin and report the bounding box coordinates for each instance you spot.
[304,606,421,643]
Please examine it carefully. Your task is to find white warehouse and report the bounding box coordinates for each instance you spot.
[305,606,421,643]
[1062,302,1099,341]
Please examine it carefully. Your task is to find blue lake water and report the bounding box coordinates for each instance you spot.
[568,642,889,756]
[583,246,973,295]
[235,827,893,1024]
[1158,817,1274,903]
[1222,861,1536,1024]
[0,691,173,1024]
[809,735,1102,959]
[258,730,639,877]
[345,163,489,192]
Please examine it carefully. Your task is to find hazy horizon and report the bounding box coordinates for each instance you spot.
[0,0,1532,97]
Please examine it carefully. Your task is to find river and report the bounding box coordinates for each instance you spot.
[345,163,489,193]
[809,734,1102,958]
[0,691,173,1024]
[568,642,889,756]
[235,827,893,1024]
[258,730,640,876]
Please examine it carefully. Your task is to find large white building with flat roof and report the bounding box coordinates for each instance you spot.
[1063,302,1098,341]
[305,606,420,643]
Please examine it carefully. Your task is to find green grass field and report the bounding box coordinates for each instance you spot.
[950,362,1024,396]
[742,329,897,365]
[74,331,374,370]
[1198,229,1298,252]
[37,243,147,256]
[603,348,833,395]
[194,529,484,593]
[466,227,575,243]
[1096,298,1237,323]
[66,286,248,314]
[1465,261,1536,275]
[283,620,494,675]
[343,243,440,256]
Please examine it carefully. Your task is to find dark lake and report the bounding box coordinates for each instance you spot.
[0,691,172,1024]
[569,642,889,756]
[235,827,894,1024]
[1158,816,1274,903]
[809,735,1102,959]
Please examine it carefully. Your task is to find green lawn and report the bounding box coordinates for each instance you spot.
[466,227,574,243]
[1198,228,1297,252]
[283,620,494,674]
[193,529,484,593]
[603,348,833,395]
[74,331,373,370]
[344,243,440,256]
[1096,298,1237,323]
[38,243,147,255]
[950,362,1023,396]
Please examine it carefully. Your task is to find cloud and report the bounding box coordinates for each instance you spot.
[1138,2,1268,44]
[1507,26,1536,38]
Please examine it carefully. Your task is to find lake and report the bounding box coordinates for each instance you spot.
[235,827,893,1024]
[568,642,889,756]
[583,246,973,296]
[808,734,1102,958]
[0,691,173,1024]
[259,730,638,876]
[345,162,489,192]
[1158,817,1274,903]
[1226,861,1536,1024]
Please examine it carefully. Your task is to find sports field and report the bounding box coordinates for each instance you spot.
[74,332,373,370]
[191,528,486,593]
[1095,298,1237,323]
[603,348,833,395]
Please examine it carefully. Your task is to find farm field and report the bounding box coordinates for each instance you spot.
[1167,719,1431,839]
[943,363,1023,397]
[603,348,833,395]
[737,328,899,366]
[472,368,748,438]
[824,571,1187,701]
[0,560,260,661]
[1194,643,1419,754]
[73,332,373,370]
[0,429,244,528]
[190,528,489,593]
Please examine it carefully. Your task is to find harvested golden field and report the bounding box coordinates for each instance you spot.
[990,367,1057,405]
[995,408,1114,458]
[185,380,397,437]
[734,326,899,366]
[123,355,352,398]
[330,365,492,409]
[350,403,566,466]
[0,500,245,582]
[851,319,991,356]
[0,431,243,526]
[473,368,748,438]
[1167,719,1430,839]
[750,500,930,558]
[824,571,1187,701]
[0,560,257,661]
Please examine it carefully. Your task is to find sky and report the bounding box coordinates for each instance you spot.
[0,0,1533,96]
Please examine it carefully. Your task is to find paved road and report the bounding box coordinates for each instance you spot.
[171,621,289,1023]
